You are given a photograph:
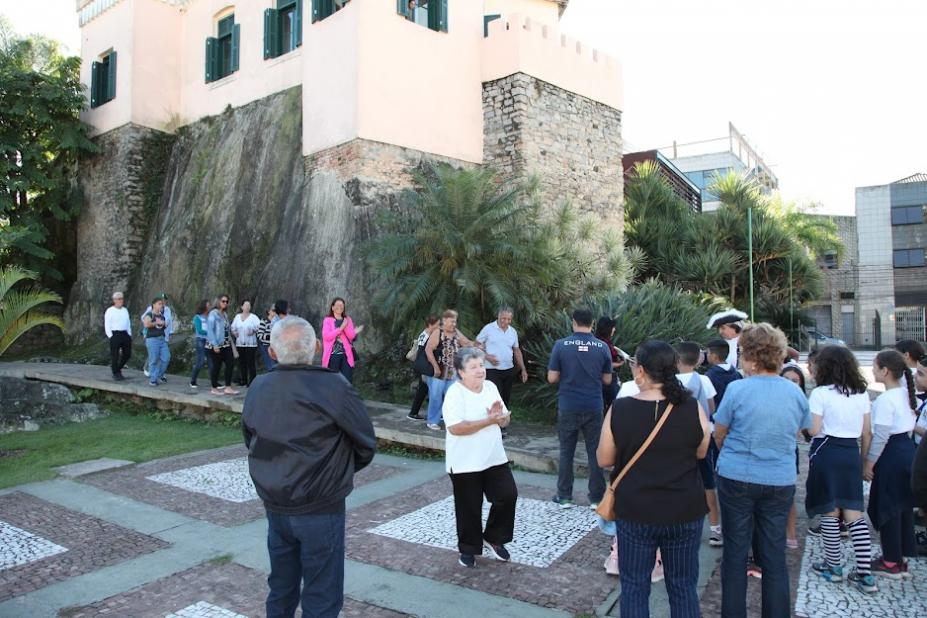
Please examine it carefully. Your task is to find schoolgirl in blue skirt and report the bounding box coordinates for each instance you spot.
[805,346,876,593]
[864,350,918,580]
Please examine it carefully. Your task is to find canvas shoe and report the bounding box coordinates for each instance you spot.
[552,496,574,508]
[870,557,905,580]
[484,541,510,562]
[847,570,878,594]
[458,553,476,568]
[812,561,844,583]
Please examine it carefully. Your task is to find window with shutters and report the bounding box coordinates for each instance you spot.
[311,0,350,24]
[265,0,303,60]
[395,0,448,32]
[205,12,240,83]
[90,50,117,108]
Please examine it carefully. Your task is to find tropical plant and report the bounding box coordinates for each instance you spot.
[518,280,716,414]
[0,265,63,356]
[0,24,97,281]
[365,164,637,340]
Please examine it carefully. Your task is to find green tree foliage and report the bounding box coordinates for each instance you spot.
[624,162,836,331]
[0,22,97,280]
[365,164,637,340]
[519,280,715,413]
[0,264,63,356]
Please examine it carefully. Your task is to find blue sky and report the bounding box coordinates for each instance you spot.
[3,0,926,215]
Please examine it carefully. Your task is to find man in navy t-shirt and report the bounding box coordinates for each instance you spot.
[547,308,613,508]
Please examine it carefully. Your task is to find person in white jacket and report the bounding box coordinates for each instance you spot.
[232,300,261,386]
[104,291,132,380]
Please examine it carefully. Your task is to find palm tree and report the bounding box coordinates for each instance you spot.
[365,164,634,339]
[0,265,63,356]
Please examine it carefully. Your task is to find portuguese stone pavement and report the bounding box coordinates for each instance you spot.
[1,441,926,617]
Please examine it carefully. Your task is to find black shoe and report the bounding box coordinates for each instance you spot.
[407,411,423,420]
[501,427,508,439]
[160,376,168,383]
[458,553,476,568]
[113,373,124,381]
[483,541,510,562]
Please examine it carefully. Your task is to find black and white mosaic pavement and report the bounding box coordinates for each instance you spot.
[0,521,68,570]
[147,458,257,503]
[164,601,247,618]
[369,495,599,568]
[0,492,167,602]
[794,538,927,617]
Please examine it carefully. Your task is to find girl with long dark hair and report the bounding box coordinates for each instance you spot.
[804,346,876,593]
[597,340,710,617]
[864,349,918,579]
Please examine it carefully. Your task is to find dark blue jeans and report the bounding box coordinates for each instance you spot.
[556,409,606,503]
[718,477,794,618]
[265,510,345,618]
[618,518,704,618]
[190,338,213,385]
[327,354,354,383]
[259,343,275,371]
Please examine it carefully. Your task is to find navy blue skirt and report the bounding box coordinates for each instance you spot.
[698,437,719,490]
[805,437,864,517]
[867,433,916,530]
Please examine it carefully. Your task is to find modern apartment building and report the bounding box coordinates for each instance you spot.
[660,123,778,212]
[855,174,927,346]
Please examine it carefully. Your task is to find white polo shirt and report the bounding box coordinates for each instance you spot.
[476,320,519,370]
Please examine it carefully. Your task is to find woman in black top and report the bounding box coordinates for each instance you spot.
[597,340,710,618]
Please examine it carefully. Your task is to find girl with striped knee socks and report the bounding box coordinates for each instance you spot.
[805,346,877,593]
[864,350,918,580]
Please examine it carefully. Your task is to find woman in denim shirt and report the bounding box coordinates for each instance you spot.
[713,323,811,618]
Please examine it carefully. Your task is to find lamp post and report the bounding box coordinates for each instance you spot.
[788,256,794,343]
[748,205,754,321]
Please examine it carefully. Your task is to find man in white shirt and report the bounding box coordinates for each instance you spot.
[477,306,528,409]
[104,291,132,381]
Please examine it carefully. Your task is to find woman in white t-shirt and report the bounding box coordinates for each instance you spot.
[231,301,261,386]
[804,346,876,593]
[442,347,516,569]
[864,349,918,579]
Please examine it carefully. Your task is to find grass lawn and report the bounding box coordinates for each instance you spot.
[0,404,241,490]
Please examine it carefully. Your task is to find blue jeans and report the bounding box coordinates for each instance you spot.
[190,337,212,385]
[425,376,455,424]
[260,343,275,371]
[144,337,170,384]
[556,409,606,503]
[265,510,345,618]
[618,518,704,618]
[718,476,794,618]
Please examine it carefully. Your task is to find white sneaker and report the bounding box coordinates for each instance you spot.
[426,423,442,431]
[143,367,150,377]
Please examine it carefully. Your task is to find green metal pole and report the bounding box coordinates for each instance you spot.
[748,206,754,321]
[788,257,793,342]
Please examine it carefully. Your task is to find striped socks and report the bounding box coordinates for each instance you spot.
[820,516,843,567]
[848,517,872,576]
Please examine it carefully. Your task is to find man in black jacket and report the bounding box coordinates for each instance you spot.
[242,316,376,618]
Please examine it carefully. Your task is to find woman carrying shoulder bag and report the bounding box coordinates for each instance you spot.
[597,340,710,618]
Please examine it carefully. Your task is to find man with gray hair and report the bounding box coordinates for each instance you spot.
[242,316,376,618]
[477,306,528,438]
[104,291,132,381]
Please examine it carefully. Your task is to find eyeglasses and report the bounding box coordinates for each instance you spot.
[220,299,229,304]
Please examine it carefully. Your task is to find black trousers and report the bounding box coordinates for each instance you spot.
[238,346,257,385]
[210,346,235,388]
[449,462,518,555]
[109,331,132,375]
[486,367,516,407]
[879,508,916,563]
[409,375,429,416]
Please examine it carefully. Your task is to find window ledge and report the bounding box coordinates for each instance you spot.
[208,74,237,90]
[265,49,302,67]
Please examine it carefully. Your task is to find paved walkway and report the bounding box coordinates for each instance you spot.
[2,361,926,616]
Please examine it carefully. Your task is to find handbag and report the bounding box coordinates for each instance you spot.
[405,341,418,362]
[596,402,675,522]
[413,345,434,377]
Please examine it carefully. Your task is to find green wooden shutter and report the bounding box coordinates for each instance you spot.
[264,9,279,59]
[483,14,501,37]
[311,0,320,22]
[396,0,407,17]
[90,61,100,108]
[205,37,217,82]
[294,0,303,46]
[105,51,117,101]
[231,24,240,72]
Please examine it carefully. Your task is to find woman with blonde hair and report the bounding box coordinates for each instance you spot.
[423,309,479,431]
[713,323,811,618]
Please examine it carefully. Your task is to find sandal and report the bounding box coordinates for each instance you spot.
[223,387,240,395]
[210,388,225,396]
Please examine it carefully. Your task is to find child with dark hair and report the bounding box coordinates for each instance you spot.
[864,349,918,579]
[595,316,623,409]
[804,346,876,593]
[780,365,808,550]
[676,341,722,548]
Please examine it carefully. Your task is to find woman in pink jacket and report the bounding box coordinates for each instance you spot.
[322,297,364,383]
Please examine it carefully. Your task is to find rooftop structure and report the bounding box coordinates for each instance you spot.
[622,150,701,213]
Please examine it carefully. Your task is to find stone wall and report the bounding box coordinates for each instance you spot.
[482,72,624,234]
[64,124,175,341]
